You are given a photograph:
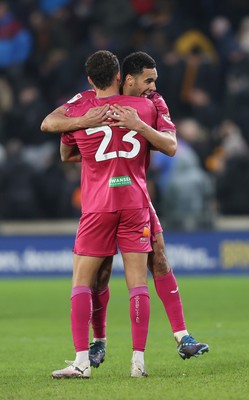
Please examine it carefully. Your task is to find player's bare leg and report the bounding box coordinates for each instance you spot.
[148,232,209,359]
[94,256,113,291]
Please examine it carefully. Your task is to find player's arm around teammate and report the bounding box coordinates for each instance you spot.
[109,104,177,156]
[40,102,110,133]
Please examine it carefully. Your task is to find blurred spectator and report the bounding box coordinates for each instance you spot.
[149,136,215,231]
[222,49,249,143]
[209,16,241,65]
[159,41,221,128]
[206,120,249,174]
[131,0,184,64]
[62,162,81,217]
[216,155,249,215]
[216,119,249,158]
[5,80,53,145]
[175,118,212,168]
[237,16,249,55]
[28,6,86,105]
[0,77,14,144]
[91,0,136,57]
[0,139,41,219]
[175,32,221,124]
[131,0,156,16]
[205,119,249,215]
[0,142,6,214]
[0,1,32,68]
[34,146,79,218]
[174,29,218,62]
[39,0,72,15]
[0,143,6,164]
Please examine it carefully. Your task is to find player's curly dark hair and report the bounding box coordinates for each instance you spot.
[85,50,120,90]
[121,51,156,83]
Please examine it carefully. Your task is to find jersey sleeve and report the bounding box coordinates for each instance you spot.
[61,132,77,146]
[63,89,96,108]
[148,92,176,133]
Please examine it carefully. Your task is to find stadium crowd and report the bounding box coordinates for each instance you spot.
[0,0,249,229]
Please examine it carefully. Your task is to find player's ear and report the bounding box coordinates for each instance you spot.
[88,76,93,86]
[126,74,134,86]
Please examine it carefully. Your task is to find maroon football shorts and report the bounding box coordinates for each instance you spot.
[74,208,152,256]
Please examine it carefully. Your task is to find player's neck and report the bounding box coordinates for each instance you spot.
[122,85,133,96]
[95,81,119,97]
[122,85,129,96]
[95,85,119,99]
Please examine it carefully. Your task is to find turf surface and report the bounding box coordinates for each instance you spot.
[0,276,248,400]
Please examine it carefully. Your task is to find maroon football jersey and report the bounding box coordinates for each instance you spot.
[61,94,157,213]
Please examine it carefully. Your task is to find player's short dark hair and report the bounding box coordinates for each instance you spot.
[85,50,120,90]
[121,51,156,82]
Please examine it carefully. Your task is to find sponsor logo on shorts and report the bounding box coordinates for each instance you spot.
[109,176,132,187]
[140,226,150,242]
[143,226,150,237]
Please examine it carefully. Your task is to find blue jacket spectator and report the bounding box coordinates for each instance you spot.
[39,0,71,15]
[0,1,32,68]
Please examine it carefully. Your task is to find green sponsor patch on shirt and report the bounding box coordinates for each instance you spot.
[109,176,132,187]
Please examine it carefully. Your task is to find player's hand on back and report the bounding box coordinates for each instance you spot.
[80,104,111,128]
[108,105,142,131]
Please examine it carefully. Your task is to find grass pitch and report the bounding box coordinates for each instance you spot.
[0,276,248,400]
